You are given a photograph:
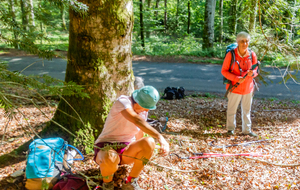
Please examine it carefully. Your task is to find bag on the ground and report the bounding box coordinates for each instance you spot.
[222,43,253,85]
[163,87,185,100]
[147,117,168,133]
[52,174,89,190]
[25,137,84,190]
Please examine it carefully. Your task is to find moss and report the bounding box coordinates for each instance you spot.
[98,0,132,37]
[101,96,112,122]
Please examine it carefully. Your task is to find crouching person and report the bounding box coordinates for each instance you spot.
[94,86,169,190]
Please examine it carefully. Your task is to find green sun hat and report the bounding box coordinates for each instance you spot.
[132,86,160,110]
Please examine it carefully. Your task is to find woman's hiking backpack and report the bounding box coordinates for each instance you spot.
[163,87,185,100]
[25,137,84,190]
[223,43,253,84]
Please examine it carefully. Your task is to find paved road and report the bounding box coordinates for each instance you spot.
[1,56,300,100]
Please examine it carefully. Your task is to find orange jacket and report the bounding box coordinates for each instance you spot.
[221,48,258,95]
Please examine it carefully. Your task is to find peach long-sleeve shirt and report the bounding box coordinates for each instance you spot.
[221,48,258,95]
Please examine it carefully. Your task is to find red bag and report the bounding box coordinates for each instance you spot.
[53,175,89,190]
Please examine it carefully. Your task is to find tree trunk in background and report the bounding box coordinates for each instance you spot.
[229,0,237,35]
[8,0,18,49]
[61,6,67,30]
[290,0,296,41]
[219,0,223,43]
[50,0,134,140]
[140,0,145,48]
[23,0,30,31]
[154,0,160,20]
[20,0,29,31]
[203,0,216,50]
[40,22,43,44]
[283,0,295,43]
[146,0,151,38]
[164,0,167,32]
[29,0,35,27]
[249,0,258,33]
[175,0,179,28]
[187,1,190,34]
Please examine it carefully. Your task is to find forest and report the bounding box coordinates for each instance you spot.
[1,0,300,67]
[0,0,300,189]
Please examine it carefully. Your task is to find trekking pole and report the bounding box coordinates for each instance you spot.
[170,152,267,159]
[208,138,274,148]
[224,61,260,97]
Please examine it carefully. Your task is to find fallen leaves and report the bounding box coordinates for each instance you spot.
[1,94,300,189]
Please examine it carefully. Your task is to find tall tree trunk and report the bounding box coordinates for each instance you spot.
[164,0,167,32]
[187,0,191,34]
[29,0,35,27]
[61,6,67,30]
[8,0,18,49]
[219,0,223,43]
[154,0,160,20]
[22,0,30,31]
[203,0,216,50]
[283,0,295,43]
[20,0,29,31]
[249,0,258,33]
[229,0,237,35]
[290,0,296,41]
[146,0,151,38]
[40,22,43,44]
[50,0,134,140]
[175,0,179,28]
[140,0,145,48]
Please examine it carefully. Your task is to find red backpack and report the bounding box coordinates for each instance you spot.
[53,175,89,190]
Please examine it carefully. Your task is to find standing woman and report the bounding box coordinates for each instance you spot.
[221,32,258,137]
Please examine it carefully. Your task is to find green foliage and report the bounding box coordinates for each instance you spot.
[149,114,157,119]
[132,35,202,56]
[0,0,87,60]
[41,179,49,190]
[74,122,95,154]
[0,59,89,142]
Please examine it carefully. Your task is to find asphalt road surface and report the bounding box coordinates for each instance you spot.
[1,56,300,100]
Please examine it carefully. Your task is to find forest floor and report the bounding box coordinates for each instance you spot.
[0,89,300,189]
[1,48,300,189]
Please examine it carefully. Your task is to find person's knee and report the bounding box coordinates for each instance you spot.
[96,150,120,167]
[142,137,155,151]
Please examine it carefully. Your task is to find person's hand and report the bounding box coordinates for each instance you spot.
[238,77,245,84]
[248,70,254,77]
[157,135,169,156]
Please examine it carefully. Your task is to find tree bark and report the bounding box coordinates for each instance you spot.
[146,0,151,38]
[20,0,29,31]
[203,0,216,49]
[8,0,18,49]
[249,0,258,33]
[51,0,134,140]
[154,0,160,20]
[164,0,167,32]
[61,6,67,30]
[229,0,237,35]
[187,1,191,34]
[29,0,35,27]
[140,0,145,48]
[175,0,179,28]
[219,0,223,43]
[21,0,30,31]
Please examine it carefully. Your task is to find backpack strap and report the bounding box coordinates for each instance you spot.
[229,49,242,76]
[248,48,253,62]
